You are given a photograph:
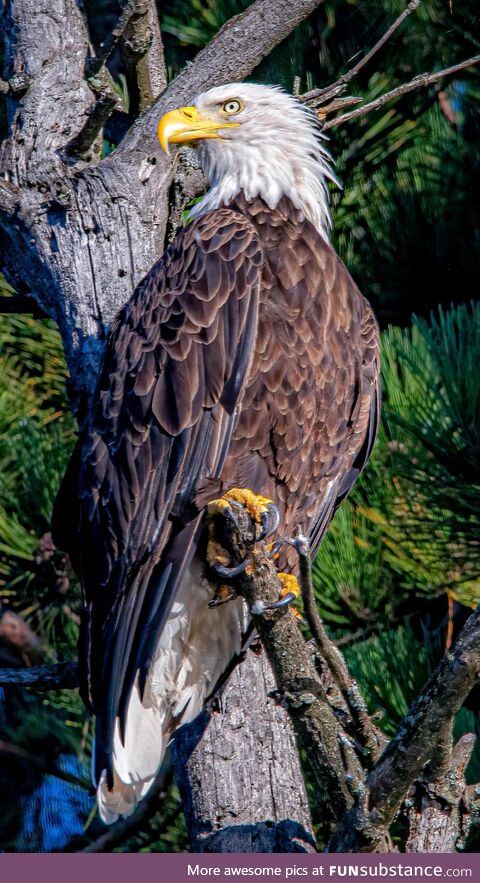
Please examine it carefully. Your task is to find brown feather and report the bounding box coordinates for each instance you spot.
[52,193,380,788]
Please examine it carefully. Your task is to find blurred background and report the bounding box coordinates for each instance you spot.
[0,0,479,853]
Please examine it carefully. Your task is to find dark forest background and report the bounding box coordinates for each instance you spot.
[0,0,479,852]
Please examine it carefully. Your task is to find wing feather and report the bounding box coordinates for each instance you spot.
[54,208,262,784]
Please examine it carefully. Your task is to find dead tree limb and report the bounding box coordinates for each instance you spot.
[328,605,480,852]
[203,508,367,841]
[0,660,78,689]
[302,0,421,108]
[87,0,147,78]
[321,54,480,130]
[172,649,316,853]
[405,734,476,853]
[122,0,168,110]
[292,533,382,765]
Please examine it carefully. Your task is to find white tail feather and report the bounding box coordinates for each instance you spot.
[98,559,248,824]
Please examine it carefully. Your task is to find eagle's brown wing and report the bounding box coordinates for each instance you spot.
[223,196,380,567]
[307,299,381,558]
[53,208,262,784]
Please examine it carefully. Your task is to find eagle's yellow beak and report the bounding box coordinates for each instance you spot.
[157,106,239,154]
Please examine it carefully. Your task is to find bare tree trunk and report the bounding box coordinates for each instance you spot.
[3,0,480,853]
[0,0,326,850]
[172,649,315,853]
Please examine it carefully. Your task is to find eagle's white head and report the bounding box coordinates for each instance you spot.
[158,83,335,240]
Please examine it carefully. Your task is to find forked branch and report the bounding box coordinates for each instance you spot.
[302,0,421,108]
[329,605,480,852]
[320,54,480,131]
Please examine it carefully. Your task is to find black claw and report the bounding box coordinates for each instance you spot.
[223,505,239,529]
[208,589,238,608]
[265,591,296,611]
[212,557,250,578]
[257,509,271,541]
[268,540,284,559]
[267,503,281,535]
[257,503,281,541]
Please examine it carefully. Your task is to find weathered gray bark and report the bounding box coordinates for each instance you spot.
[2,0,479,853]
[172,649,316,853]
[328,606,480,852]
[0,0,326,851]
[405,734,475,853]
[0,0,327,403]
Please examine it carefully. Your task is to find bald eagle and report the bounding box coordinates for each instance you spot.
[54,83,380,822]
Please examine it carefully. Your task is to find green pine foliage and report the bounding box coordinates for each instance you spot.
[0,280,188,852]
[1,0,479,852]
[313,303,480,791]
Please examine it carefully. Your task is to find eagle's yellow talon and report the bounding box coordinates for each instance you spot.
[277,573,301,600]
[225,488,273,524]
[207,487,279,542]
[207,498,233,517]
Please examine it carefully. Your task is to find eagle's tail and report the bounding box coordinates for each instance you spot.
[96,561,247,824]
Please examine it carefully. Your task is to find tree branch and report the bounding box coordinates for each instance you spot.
[0,660,78,690]
[87,0,144,78]
[405,734,476,853]
[1,0,95,186]
[328,606,480,852]
[302,0,421,108]
[123,0,168,110]
[322,54,480,131]
[207,507,366,834]
[172,649,316,853]
[292,533,382,765]
[65,68,121,160]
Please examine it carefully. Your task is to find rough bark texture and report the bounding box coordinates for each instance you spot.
[172,649,316,853]
[405,735,475,853]
[0,0,327,851]
[199,509,370,847]
[328,607,480,852]
[122,0,168,110]
[0,0,327,405]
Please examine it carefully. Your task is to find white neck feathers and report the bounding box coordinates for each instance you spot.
[188,87,336,241]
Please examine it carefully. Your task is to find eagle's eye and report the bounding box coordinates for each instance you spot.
[222,99,243,115]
